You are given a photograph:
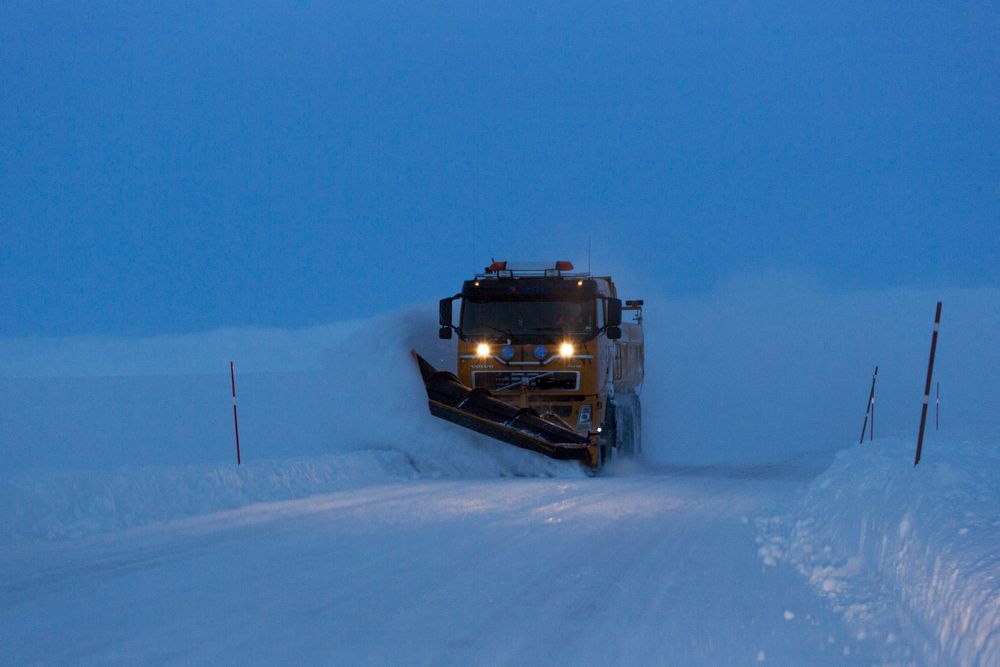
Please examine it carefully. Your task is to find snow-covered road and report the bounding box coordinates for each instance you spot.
[1,469,896,665]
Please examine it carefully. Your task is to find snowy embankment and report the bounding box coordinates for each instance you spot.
[759,437,1000,666]
[0,447,574,544]
[0,307,578,543]
[0,451,413,542]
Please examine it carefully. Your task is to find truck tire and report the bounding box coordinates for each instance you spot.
[598,401,617,467]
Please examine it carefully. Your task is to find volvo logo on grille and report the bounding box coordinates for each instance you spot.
[472,371,579,392]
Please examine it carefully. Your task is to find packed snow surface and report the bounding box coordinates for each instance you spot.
[3,471,903,666]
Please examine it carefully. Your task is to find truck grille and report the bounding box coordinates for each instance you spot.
[472,371,579,392]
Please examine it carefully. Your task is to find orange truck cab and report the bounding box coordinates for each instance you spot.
[414,260,643,470]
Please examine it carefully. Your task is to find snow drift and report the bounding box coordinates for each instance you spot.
[642,277,1000,465]
[2,277,999,544]
[0,307,577,542]
[759,437,1000,666]
[0,451,411,541]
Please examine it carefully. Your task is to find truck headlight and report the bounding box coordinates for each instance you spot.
[476,343,491,358]
[559,342,574,358]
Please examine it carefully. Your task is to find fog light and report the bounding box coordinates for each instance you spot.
[533,345,548,360]
[476,343,491,358]
[559,342,574,358]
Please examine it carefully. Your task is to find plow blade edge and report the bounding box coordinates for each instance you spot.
[412,351,591,461]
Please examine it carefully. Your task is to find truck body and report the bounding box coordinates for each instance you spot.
[413,260,643,470]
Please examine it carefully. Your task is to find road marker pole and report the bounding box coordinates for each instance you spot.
[859,365,878,444]
[231,361,241,465]
[914,302,942,466]
[870,370,876,442]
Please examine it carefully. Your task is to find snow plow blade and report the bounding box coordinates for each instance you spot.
[412,351,591,460]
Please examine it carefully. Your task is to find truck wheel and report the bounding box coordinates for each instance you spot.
[597,403,617,469]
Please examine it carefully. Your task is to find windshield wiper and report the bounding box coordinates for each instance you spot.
[480,323,515,339]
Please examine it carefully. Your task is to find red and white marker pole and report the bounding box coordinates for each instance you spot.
[230,361,241,465]
[914,302,942,466]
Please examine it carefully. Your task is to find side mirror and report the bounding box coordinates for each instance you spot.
[606,325,622,340]
[439,297,454,327]
[607,298,622,327]
[439,297,456,339]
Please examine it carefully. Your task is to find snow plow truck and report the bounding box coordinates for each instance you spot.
[413,260,643,471]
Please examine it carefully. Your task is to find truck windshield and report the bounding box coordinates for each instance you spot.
[461,299,596,340]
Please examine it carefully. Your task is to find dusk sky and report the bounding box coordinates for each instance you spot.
[2,2,997,337]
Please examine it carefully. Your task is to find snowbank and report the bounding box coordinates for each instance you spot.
[759,437,1000,666]
[0,450,412,542]
[0,306,580,543]
[0,447,576,544]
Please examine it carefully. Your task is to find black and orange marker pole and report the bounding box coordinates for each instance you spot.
[231,361,241,465]
[859,365,878,444]
[914,302,942,466]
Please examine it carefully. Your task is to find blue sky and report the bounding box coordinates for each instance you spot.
[2,2,997,337]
